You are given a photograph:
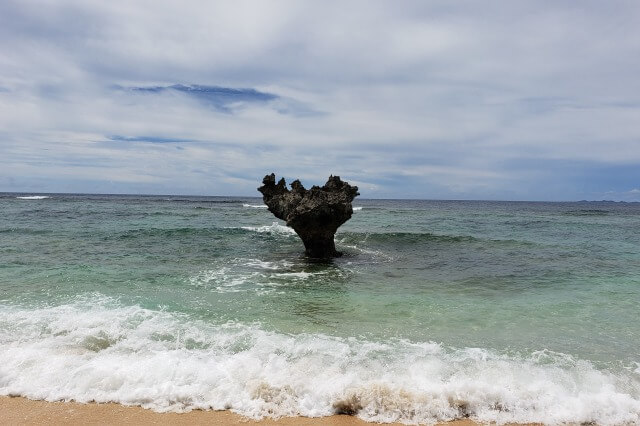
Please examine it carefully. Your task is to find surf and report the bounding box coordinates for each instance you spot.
[0,296,638,424]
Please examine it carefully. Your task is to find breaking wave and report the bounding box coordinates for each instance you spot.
[0,296,638,424]
[240,222,296,236]
[16,195,50,200]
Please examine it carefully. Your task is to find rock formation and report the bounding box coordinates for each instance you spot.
[258,173,359,258]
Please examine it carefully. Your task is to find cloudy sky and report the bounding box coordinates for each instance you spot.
[1,0,639,200]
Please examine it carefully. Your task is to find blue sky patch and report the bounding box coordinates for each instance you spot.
[128,84,278,113]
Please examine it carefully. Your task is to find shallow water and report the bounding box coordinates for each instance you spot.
[1,194,639,424]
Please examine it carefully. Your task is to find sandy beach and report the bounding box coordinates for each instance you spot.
[0,396,498,426]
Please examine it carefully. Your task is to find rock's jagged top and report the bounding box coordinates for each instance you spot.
[258,173,359,258]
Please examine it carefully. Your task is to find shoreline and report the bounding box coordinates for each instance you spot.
[0,396,499,425]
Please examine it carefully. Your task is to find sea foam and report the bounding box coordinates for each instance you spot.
[188,257,328,293]
[240,222,296,236]
[0,296,638,425]
[16,195,50,200]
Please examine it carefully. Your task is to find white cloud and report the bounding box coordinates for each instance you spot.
[1,0,639,199]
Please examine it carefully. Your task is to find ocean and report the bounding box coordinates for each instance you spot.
[1,193,639,424]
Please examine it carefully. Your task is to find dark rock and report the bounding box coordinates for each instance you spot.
[258,173,359,258]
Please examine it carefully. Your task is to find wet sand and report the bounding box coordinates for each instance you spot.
[0,396,488,425]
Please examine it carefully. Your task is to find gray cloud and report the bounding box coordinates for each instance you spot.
[1,0,639,199]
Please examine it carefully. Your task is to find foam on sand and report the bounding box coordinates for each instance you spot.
[0,296,638,425]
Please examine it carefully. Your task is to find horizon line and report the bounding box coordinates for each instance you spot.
[1,191,636,204]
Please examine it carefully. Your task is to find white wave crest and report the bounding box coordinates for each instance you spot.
[243,204,268,209]
[241,222,296,236]
[353,206,363,211]
[16,195,50,200]
[1,297,639,424]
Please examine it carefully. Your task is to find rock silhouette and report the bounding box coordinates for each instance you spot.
[258,174,359,258]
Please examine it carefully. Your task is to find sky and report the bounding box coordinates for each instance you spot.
[1,0,639,200]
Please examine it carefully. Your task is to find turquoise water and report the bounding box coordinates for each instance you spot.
[1,194,639,424]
